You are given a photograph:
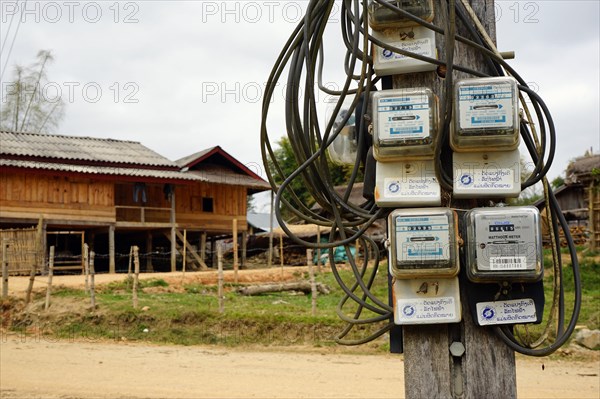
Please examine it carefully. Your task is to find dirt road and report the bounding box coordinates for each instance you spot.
[1,335,598,399]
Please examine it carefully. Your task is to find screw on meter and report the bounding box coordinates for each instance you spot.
[368,0,435,31]
[373,88,438,161]
[451,76,520,152]
[388,208,459,278]
[465,206,543,282]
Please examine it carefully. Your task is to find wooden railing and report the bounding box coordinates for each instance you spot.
[115,206,172,224]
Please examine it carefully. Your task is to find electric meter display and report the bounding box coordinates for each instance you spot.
[325,98,358,165]
[373,88,438,161]
[388,208,459,278]
[451,77,520,151]
[368,0,435,31]
[465,206,543,282]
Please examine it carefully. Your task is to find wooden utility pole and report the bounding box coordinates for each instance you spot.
[397,1,516,398]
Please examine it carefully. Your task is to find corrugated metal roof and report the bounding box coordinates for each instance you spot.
[186,168,271,190]
[0,131,177,167]
[0,159,199,181]
[176,147,217,167]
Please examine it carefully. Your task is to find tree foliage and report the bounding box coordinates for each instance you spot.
[267,137,363,220]
[1,50,65,133]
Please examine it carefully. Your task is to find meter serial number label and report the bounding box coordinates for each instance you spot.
[490,256,528,270]
[476,299,537,325]
[396,297,458,323]
[378,95,431,141]
[458,83,514,130]
[379,37,434,63]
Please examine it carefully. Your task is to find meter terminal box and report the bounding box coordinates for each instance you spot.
[368,0,435,31]
[388,208,459,279]
[372,25,437,76]
[451,76,520,152]
[373,88,438,161]
[375,160,440,207]
[465,206,543,283]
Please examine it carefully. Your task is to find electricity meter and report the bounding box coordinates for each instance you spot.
[368,0,435,31]
[451,76,520,152]
[388,208,459,278]
[373,88,438,161]
[325,98,358,165]
[372,25,437,76]
[375,160,440,206]
[465,206,543,283]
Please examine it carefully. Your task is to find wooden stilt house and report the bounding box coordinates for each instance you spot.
[0,131,270,274]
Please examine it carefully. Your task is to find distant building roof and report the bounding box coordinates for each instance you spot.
[247,212,280,232]
[1,131,272,191]
[1,131,177,168]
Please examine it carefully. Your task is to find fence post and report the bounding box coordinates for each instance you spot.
[44,246,55,311]
[217,243,224,313]
[89,251,96,308]
[2,240,9,298]
[233,219,238,284]
[182,229,187,278]
[132,246,140,309]
[25,250,38,305]
[307,249,316,316]
[279,233,284,276]
[84,244,90,294]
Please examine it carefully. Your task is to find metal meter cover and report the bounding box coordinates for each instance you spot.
[451,77,520,152]
[388,208,459,278]
[325,98,359,165]
[373,88,438,161]
[465,206,543,282]
[368,0,435,31]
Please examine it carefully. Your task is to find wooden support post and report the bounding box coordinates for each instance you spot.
[146,231,153,272]
[84,244,90,294]
[89,251,96,308]
[108,225,115,274]
[2,240,8,299]
[217,243,224,314]
[268,190,274,268]
[307,249,316,316]
[25,252,38,305]
[170,227,177,273]
[200,232,207,264]
[40,219,47,274]
[211,237,216,268]
[233,219,238,284]
[241,231,247,269]
[182,229,187,278]
[44,246,55,311]
[170,189,177,273]
[397,1,516,398]
[132,246,140,309]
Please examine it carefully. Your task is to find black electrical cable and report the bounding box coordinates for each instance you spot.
[261,0,580,352]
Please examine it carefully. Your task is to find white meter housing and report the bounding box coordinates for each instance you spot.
[375,160,440,206]
[465,206,543,283]
[368,0,435,31]
[393,277,461,325]
[388,208,459,278]
[452,149,521,198]
[373,88,438,161]
[372,25,437,76]
[326,98,358,165]
[451,77,520,152]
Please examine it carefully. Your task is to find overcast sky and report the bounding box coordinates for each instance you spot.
[1,0,598,189]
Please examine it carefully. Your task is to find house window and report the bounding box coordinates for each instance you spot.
[202,197,214,213]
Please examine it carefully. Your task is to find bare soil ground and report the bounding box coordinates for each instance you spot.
[2,268,599,398]
[1,334,599,399]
